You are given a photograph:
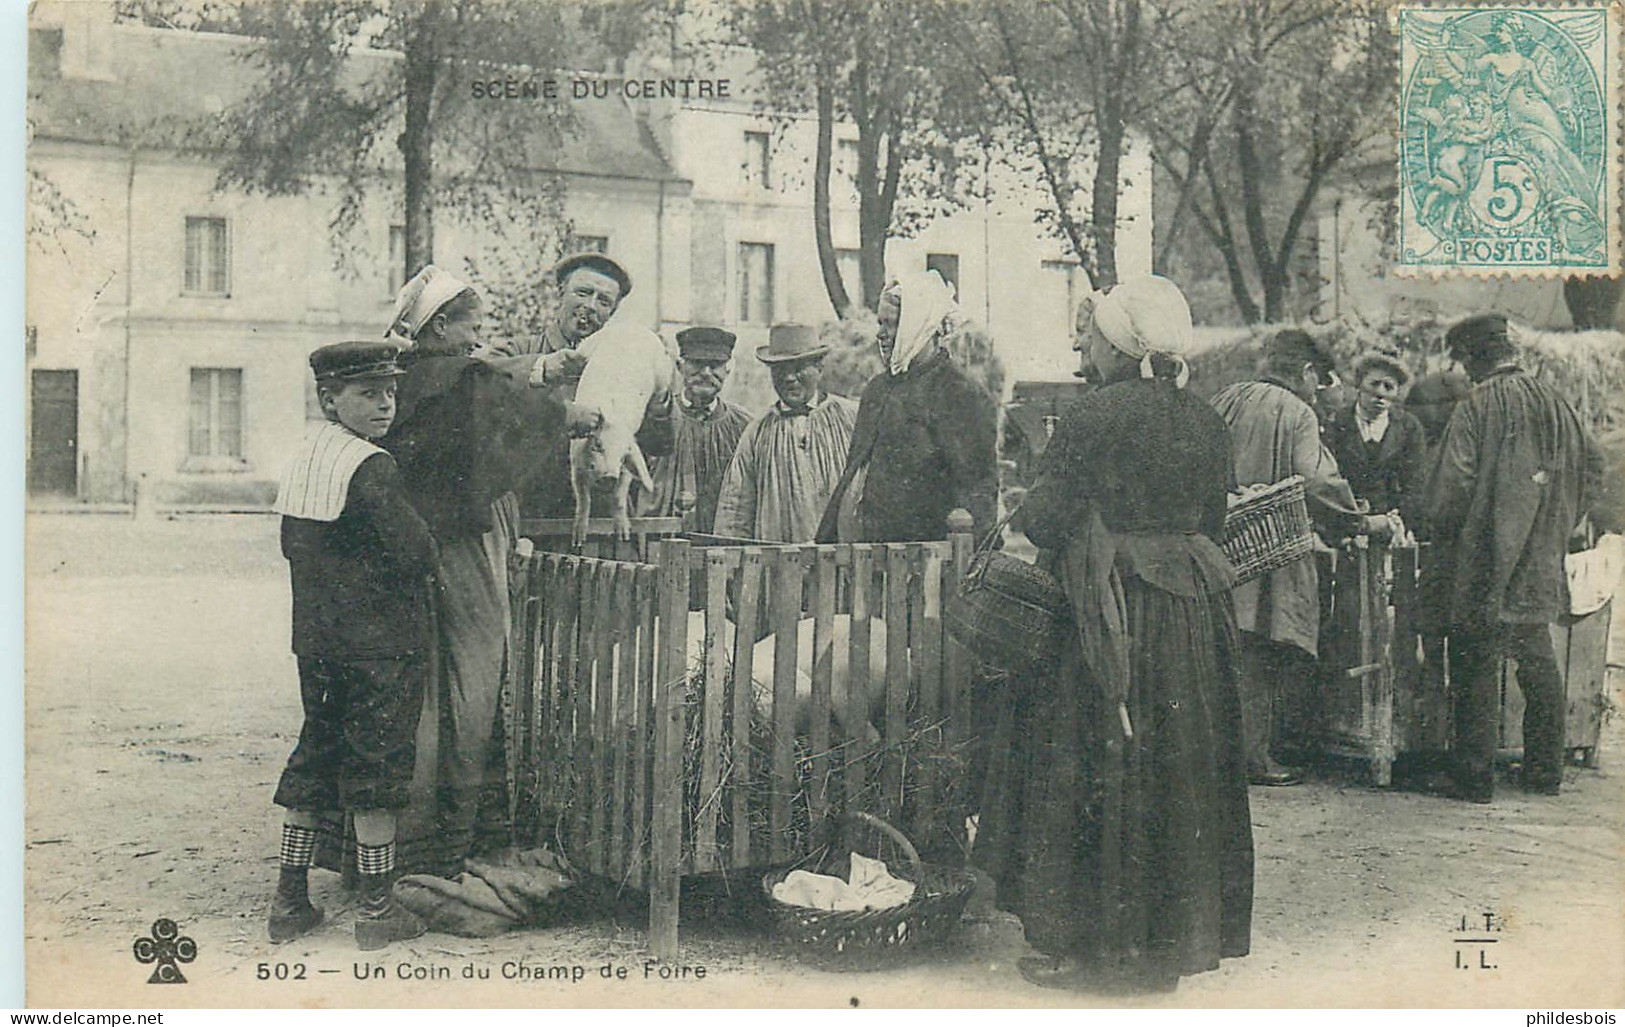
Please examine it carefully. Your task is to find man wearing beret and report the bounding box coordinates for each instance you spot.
[1424,314,1611,802]
[515,251,674,522]
[636,326,752,533]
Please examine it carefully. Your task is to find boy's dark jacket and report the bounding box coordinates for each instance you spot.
[282,452,437,659]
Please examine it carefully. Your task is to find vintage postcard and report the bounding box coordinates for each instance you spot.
[1396,2,1622,276]
[23,0,1625,1011]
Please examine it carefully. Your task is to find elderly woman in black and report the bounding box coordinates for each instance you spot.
[816,270,998,544]
[977,275,1253,994]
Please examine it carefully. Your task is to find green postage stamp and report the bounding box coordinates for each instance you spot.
[1398,2,1621,276]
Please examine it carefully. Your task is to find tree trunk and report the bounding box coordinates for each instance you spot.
[400,4,441,280]
[811,64,853,318]
[1091,109,1124,289]
[1563,276,1625,330]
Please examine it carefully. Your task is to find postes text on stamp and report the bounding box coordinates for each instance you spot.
[1398,3,1620,276]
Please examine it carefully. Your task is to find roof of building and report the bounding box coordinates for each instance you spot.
[28,23,685,184]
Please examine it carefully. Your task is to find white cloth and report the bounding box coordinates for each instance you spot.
[272,421,385,522]
[388,264,471,341]
[887,270,960,377]
[1084,274,1194,387]
[770,853,916,912]
[1356,407,1391,443]
[1567,534,1624,617]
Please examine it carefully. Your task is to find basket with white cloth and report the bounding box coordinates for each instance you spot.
[760,811,976,969]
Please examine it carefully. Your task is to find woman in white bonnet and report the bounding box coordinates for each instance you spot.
[977,275,1254,993]
[372,265,565,876]
[815,270,999,544]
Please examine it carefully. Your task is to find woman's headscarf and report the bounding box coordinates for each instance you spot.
[1081,274,1195,388]
[884,270,962,376]
[388,264,473,343]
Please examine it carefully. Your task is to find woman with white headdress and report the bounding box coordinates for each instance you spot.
[371,265,567,876]
[816,270,998,544]
[975,275,1253,994]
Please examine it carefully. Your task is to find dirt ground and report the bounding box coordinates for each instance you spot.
[22,514,1625,1008]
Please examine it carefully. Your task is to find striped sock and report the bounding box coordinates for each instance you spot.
[356,841,394,878]
[279,823,317,869]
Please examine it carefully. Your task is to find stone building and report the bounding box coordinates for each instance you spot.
[26,6,1153,507]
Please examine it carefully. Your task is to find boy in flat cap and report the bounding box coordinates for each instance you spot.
[268,341,436,950]
[638,326,751,533]
[1424,314,1610,802]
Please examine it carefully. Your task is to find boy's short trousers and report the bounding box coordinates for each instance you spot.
[274,654,426,812]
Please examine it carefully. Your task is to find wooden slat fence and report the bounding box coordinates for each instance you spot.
[504,530,977,958]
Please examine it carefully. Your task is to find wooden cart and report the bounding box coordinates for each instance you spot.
[1318,542,1613,782]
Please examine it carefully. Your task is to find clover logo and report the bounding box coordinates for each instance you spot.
[133,918,196,984]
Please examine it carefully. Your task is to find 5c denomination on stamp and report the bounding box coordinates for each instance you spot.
[1398,2,1620,276]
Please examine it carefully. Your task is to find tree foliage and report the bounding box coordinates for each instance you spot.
[724,0,968,316]
[1147,0,1396,323]
[119,0,663,335]
[936,0,1180,290]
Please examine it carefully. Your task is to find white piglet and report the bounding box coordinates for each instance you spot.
[570,324,674,546]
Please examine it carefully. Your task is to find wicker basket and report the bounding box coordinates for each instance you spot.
[945,514,1069,675]
[760,812,977,970]
[1222,475,1314,585]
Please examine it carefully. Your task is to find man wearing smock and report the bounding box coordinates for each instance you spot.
[514,252,674,521]
[714,323,859,544]
[637,326,751,533]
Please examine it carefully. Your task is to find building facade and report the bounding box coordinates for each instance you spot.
[26,7,1152,508]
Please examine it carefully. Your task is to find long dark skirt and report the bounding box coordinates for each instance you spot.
[975,576,1254,990]
[396,492,520,876]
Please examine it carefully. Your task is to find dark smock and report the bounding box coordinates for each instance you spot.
[636,398,751,532]
[381,351,565,875]
[977,378,1254,990]
[817,348,998,543]
[1423,365,1609,793]
[276,453,436,812]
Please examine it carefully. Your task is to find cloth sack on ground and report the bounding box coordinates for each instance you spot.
[770,852,915,912]
[394,847,575,937]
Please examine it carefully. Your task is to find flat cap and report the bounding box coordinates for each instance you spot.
[1265,328,1337,374]
[676,326,737,361]
[1445,314,1515,362]
[310,340,405,382]
[553,252,633,298]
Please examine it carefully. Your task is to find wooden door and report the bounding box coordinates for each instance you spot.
[28,370,78,497]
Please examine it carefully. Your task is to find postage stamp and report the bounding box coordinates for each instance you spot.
[1397,2,1622,276]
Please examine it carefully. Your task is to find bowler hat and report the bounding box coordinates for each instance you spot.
[310,340,405,382]
[756,323,829,364]
[553,252,633,298]
[677,326,737,362]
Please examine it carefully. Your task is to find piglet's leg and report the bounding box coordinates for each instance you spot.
[570,439,592,551]
[613,465,635,542]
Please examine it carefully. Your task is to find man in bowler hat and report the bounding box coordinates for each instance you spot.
[714,324,859,543]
